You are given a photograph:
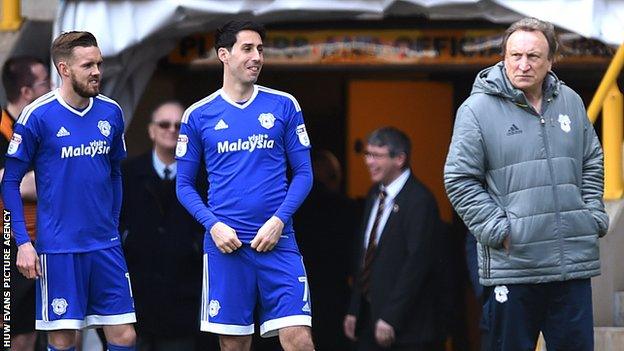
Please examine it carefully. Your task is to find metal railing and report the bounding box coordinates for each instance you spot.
[588,43,624,200]
[0,0,22,31]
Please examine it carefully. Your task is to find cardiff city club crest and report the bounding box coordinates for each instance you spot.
[97,120,111,137]
[258,113,276,129]
[494,285,509,303]
[558,114,571,133]
[51,298,69,315]
[209,300,221,317]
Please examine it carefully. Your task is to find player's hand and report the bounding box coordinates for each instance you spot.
[210,222,242,254]
[16,242,41,279]
[251,216,284,252]
[374,319,395,348]
[343,314,357,341]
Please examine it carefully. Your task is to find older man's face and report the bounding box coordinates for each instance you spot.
[364,144,404,186]
[148,103,183,151]
[504,30,553,97]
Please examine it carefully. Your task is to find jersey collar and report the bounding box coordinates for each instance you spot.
[55,89,94,117]
[219,85,259,110]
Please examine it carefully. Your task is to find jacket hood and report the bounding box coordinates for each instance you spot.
[471,61,561,105]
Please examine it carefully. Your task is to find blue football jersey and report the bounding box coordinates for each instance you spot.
[7,90,127,253]
[176,85,311,243]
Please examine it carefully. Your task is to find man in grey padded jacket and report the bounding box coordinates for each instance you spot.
[444,18,608,351]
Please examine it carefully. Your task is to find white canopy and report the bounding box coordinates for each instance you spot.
[54,0,624,120]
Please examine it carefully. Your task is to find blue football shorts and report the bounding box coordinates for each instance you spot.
[35,245,136,330]
[200,241,312,337]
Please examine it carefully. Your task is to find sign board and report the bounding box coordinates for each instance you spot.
[168,29,615,66]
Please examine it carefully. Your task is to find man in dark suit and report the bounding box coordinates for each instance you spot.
[344,127,445,351]
[120,101,210,351]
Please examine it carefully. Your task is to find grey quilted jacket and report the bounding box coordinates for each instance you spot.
[444,62,608,286]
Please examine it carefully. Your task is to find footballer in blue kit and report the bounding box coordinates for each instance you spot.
[1,32,136,351]
[176,21,315,350]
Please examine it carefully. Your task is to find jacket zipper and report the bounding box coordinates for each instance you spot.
[547,98,554,126]
[535,101,566,280]
[482,244,490,279]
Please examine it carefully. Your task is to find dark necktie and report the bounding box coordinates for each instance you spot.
[160,167,174,211]
[360,190,387,298]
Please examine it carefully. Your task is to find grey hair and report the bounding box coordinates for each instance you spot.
[367,127,411,169]
[502,17,558,60]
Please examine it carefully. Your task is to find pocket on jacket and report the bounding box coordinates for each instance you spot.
[578,209,600,234]
[503,209,514,254]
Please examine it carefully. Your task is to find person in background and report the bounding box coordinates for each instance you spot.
[120,101,209,351]
[344,127,445,351]
[0,56,51,351]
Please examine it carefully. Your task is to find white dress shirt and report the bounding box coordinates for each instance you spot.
[362,169,410,248]
[152,150,177,180]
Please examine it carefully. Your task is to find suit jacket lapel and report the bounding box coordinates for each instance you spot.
[360,188,377,239]
[138,154,167,213]
[376,174,415,250]
[356,188,380,266]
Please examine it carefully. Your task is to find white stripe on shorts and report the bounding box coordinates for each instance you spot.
[40,254,48,322]
[201,254,208,323]
[199,254,255,335]
[200,320,254,335]
[84,312,137,328]
[36,318,83,330]
[260,315,312,338]
[35,312,136,330]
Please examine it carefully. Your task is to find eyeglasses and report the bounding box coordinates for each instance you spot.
[364,151,391,160]
[30,79,51,89]
[154,121,181,130]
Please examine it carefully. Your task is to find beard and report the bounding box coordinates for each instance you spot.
[70,72,99,98]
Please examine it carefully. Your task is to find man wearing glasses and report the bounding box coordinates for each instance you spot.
[120,101,208,351]
[344,127,445,351]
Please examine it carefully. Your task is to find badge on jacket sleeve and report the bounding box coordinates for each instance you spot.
[494,285,509,303]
